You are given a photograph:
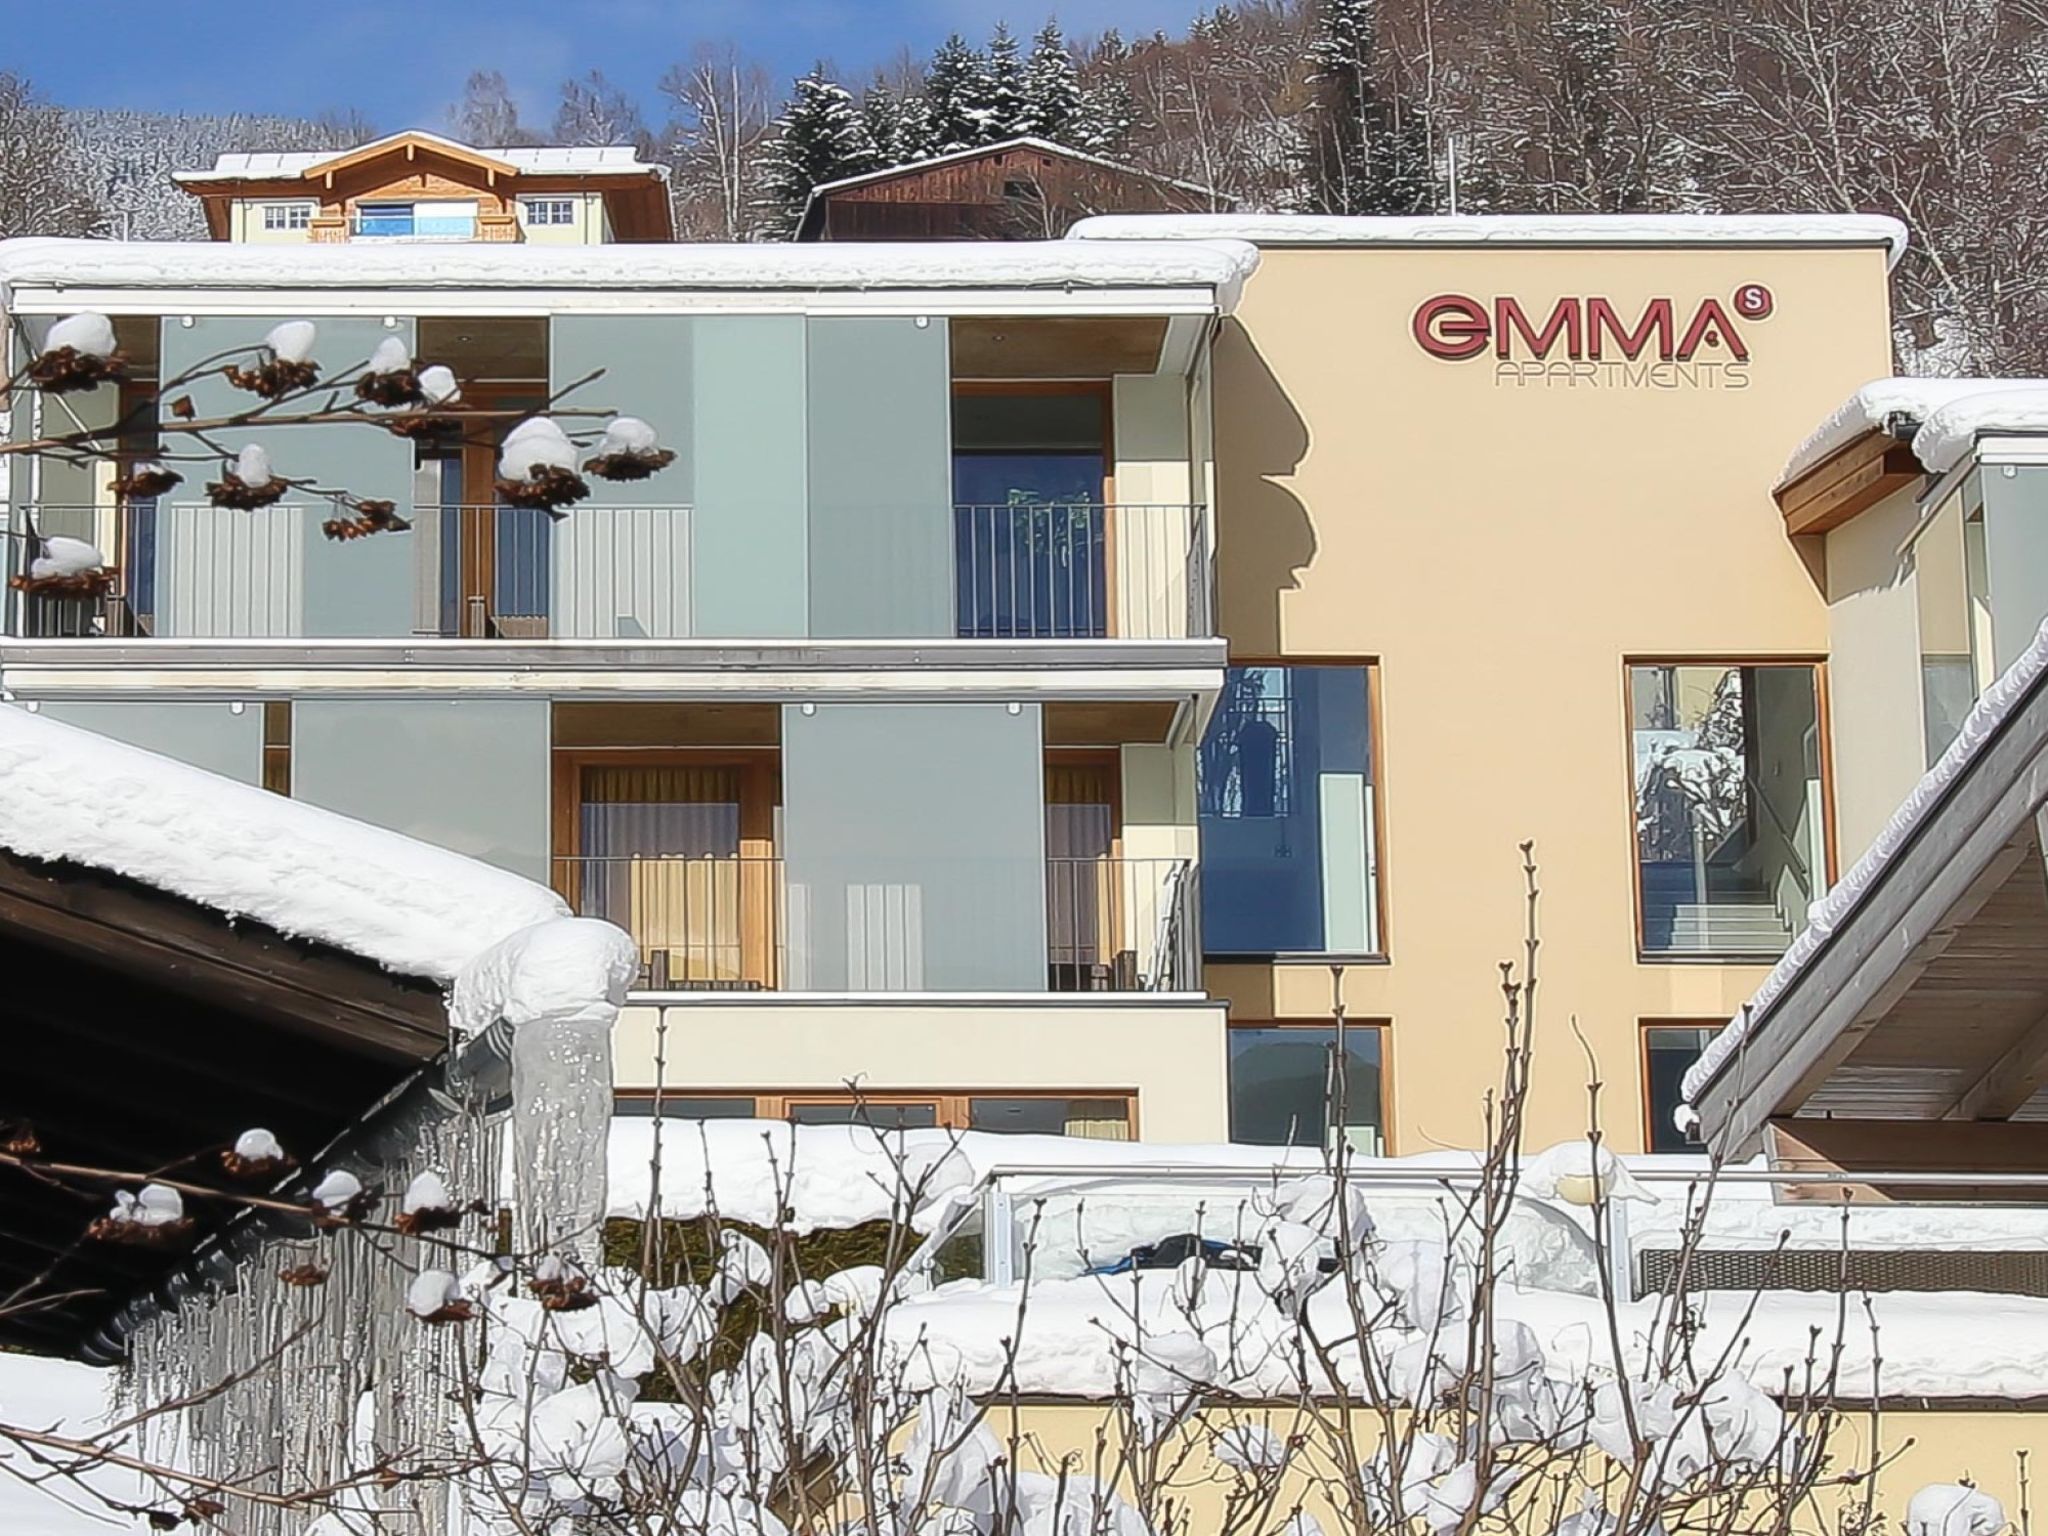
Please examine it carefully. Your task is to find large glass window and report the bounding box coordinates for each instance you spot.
[1642,1025,1718,1152]
[1630,663,1825,958]
[1199,665,1379,956]
[1228,1023,1385,1152]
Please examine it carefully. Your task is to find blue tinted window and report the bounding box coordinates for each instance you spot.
[1228,1025,1384,1151]
[1198,665,1379,955]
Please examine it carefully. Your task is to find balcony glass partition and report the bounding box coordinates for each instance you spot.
[1631,662,1826,958]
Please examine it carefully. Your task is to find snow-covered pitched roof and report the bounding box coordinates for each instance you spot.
[1070,211,1910,268]
[173,132,661,183]
[0,704,568,982]
[1783,377,2048,485]
[1681,614,2048,1111]
[803,136,1226,202]
[0,235,1258,306]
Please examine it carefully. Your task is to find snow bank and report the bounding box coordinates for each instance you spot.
[0,236,1261,308]
[0,704,567,981]
[1782,377,2048,483]
[1684,614,2048,1108]
[1070,211,1909,267]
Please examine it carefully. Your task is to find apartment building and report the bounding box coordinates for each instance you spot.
[173,129,672,244]
[0,237,1235,1140]
[0,212,1925,1154]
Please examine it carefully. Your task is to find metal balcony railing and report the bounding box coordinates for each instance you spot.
[5,501,1214,643]
[556,854,1200,995]
[954,503,1212,641]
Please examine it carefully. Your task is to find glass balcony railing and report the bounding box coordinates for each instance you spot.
[555,853,1200,994]
[4,501,1214,642]
[349,212,479,240]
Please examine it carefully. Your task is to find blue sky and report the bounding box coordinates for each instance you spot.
[13,1,1193,130]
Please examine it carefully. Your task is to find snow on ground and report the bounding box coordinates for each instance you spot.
[1070,211,1909,266]
[1781,377,2048,482]
[0,236,1260,309]
[1684,613,2048,1106]
[0,1352,147,1532]
[0,704,568,983]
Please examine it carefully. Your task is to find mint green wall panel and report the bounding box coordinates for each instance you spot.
[804,318,953,638]
[37,700,263,783]
[292,698,550,880]
[155,316,415,638]
[691,317,808,637]
[549,316,694,638]
[781,702,1046,991]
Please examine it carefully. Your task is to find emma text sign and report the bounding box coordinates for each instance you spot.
[1412,286,1774,388]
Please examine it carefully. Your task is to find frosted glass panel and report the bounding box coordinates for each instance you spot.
[781,703,1045,990]
[292,699,550,880]
[37,701,263,783]
[805,318,952,638]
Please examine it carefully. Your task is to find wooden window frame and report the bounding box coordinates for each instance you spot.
[553,746,782,987]
[614,1087,1139,1138]
[1639,1020,1724,1154]
[1620,656,1836,966]
[1225,1017,1395,1154]
[1201,657,1390,963]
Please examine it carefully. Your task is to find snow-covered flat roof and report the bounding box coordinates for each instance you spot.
[0,704,567,982]
[174,135,659,183]
[1070,211,1910,268]
[1784,376,2048,484]
[0,236,1258,307]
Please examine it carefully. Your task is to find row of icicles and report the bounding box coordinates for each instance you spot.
[15,314,676,597]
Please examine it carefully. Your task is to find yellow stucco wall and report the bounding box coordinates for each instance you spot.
[997,1401,2041,1533]
[1209,241,1897,1154]
[613,999,1231,1141]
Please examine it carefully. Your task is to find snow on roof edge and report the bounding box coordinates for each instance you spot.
[1069,211,1911,268]
[172,132,663,183]
[0,236,1258,307]
[1682,613,2048,1111]
[0,704,569,984]
[802,136,1228,203]
[1781,377,2048,485]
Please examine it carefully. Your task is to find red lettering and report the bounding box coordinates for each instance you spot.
[1585,297,1674,361]
[1495,297,1581,360]
[1414,294,1490,360]
[1676,298,1748,362]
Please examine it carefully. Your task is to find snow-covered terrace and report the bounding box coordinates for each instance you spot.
[1783,376,2048,486]
[0,235,1259,317]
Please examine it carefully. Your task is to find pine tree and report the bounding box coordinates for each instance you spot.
[1545,0,1642,211]
[1296,0,1437,215]
[924,33,996,153]
[1073,29,1140,156]
[1018,21,1085,144]
[859,86,906,168]
[985,22,1027,139]
[758,71,880,237]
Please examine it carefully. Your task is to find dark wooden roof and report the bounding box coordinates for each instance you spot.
[0,847,449,1357]
[795,139,1227,242]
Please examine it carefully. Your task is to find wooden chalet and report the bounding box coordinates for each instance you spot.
[794,137,1229,242]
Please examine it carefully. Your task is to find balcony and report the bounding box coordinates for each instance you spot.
[6,502,1213,643]
[557,854,1200,995]
[349,209,480,241]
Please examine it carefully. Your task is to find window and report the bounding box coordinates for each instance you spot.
[1629,662,1826,958]
[611,1091,1133,1138]
[1199,664,1380,956]
[952,388,1109,639]
[1228,1022,1385,1153]
[261,202,312,231]
[354,201,414,236]
[1642,1024,1719,1152]
[522,197,577,226]
[615,1093,758,1119]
